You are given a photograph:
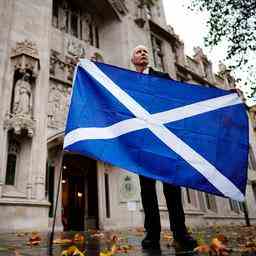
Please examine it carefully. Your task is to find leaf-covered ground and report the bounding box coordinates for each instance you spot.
[0,225,255,256]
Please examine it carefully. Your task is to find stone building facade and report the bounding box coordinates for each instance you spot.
[0,0,256,231]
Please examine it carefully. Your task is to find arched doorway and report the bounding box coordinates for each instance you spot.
[61,153,99,231]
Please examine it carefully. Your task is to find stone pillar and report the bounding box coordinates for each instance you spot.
[52,149,63,230]
[0,132,8,198]
[97,161,106,230]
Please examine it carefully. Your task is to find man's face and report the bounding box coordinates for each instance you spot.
[131,46,149,68]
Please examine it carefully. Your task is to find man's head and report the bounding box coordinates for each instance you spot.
[131,45,149,72]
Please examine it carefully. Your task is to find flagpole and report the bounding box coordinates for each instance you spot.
[48,150,64,255]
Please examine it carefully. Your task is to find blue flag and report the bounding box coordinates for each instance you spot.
[64,59,249,201]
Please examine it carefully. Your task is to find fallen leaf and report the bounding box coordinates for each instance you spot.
[194,244,210,254]
[16,232,28,237]
[116,244,133,253]
[26,232,41,246]
[210,237,230,256]
[111,234,120,243]
[216,234,228,244]
[74,233,85,242]
[53,238,72,244]
[135,227,144,233]
[163,233,172,241]
[99,249,113,256]
[91,232,104,239]
[61,245,85,256]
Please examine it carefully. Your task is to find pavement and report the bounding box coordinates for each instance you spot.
[0,225,255,256]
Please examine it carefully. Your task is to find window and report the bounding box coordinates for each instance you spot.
[70,12,78,37]
[185,188,197,207]
[238,201,244,212]
[95,26,99,48]
[145,4,152,19]
[185,188,191,204]
[151,34,165,72]
[248,146,256,170]
[89,23,94,46]
[202,61,212,80]
[252,183,256,204]
[197,191,206,211]
[104,173,110,218]
[5,154,17,185]
[229,199,240,214]
[205,193,217,212]
[5,139,20,186]
[52,0,58,28]
[51,0,100,47]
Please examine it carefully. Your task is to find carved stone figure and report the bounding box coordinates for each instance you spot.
[13,73,32,117]
[48,82,71,128]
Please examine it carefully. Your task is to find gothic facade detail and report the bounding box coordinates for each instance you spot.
[10,40,40,76]
[4,113,35,138]
[66,38,86,58]
[108,0,128,16]
[48,81,71,129]
[4,40,39,137]
[50,50,78,83]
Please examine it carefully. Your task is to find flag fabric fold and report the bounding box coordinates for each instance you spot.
[64,59,249,201]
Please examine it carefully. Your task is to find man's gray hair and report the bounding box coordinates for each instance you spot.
[131,45,149,60]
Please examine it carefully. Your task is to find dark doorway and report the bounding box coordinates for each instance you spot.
[62,153,98,231]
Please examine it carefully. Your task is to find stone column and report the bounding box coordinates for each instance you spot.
[52,149,63,230]
[0,132,8,198]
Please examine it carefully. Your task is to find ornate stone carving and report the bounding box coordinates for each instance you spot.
[11,40,40,76]
[50,50,78,82]
[119,173,139,202]
[50,50,66,80]
[4,113,35,137]
[11,40,39,59]
[65,56,77,82]
[6,41,38,138]
[48,82,72,129]
[13,73,33,117]
[66,38,86,58]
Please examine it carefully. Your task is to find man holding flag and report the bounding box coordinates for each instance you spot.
[64,43,248,252]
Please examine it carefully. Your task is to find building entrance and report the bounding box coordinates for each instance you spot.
[61,153,98,231]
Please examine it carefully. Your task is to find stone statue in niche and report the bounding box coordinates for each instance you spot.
[13,73,32,117]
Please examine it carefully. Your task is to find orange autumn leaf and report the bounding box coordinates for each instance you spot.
[216,234,228,244]
[26,232,41,246]
[74,233,85,242]
[210,237,230,256]
[135,227,144,233]
[53,238,72,244]
[163,233,173,241]
[116,244,133,253]
[111,244,117,254]
[194,244,210,254]
[110,234,119,243]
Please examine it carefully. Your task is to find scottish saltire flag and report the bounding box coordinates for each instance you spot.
[64,59,249,201]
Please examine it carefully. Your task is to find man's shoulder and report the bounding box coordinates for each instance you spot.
[149,67,171,79]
